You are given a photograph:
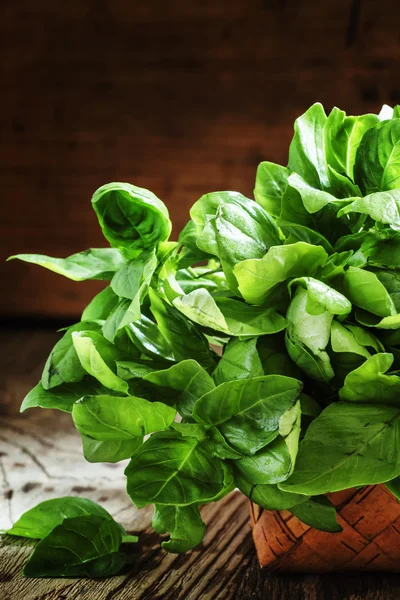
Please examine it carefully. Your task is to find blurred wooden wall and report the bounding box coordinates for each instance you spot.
[2,0,400,318]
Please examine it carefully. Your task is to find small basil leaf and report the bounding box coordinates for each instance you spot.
[152,504,206,553]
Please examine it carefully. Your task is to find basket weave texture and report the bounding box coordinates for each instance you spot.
[250,485,400,572]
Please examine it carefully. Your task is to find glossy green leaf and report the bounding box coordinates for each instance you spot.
[81,286,119,321]
[213,338,263,385]
[143,359,214,418]
[325,107,379,181]
[5,497,121,540]
[20,379,117,413]
[125,430,234,507]
[291,496,342,533]
[254,161,289,216]
[338,190,400,231]
[81,435,143,463]
[152,504,206,553]
[280,403,400,495]
[342,266,396,317]
[234,242,328,305]
[7,248,125,281]
[339,353,400,405]
[72,395,176,440]
[193,375,302,455]
[72,331,129,394]
[355,119,400,193]
[92,182,171,258]
[149,289,215,369]
[23,515,129,578]
[41,321,101,390]
[235,472,309,510]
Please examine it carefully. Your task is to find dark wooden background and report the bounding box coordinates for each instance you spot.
[2,0,400,318]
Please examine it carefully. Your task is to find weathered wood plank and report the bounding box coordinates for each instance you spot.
[2,0,400,316]
[1,330,400,599]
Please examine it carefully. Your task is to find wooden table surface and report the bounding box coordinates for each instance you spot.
[1,329,399,600]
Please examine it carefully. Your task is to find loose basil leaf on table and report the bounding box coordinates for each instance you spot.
[23,515,131,578]
[5,497,123,540]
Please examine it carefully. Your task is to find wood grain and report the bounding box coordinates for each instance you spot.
[1,330,400,599]
[2,0,400,317]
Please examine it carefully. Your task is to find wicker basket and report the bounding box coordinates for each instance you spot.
[250,485,400,572]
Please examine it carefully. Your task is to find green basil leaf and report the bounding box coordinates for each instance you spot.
[280,403,400,495]
[116,360,157,380]
[23,515,129,578]
[143,359,215,418]
[342,266,396,317]
[149,289,215,369]
[254,161,289,217]
[289,277,351,317]
[92,182,171,258]
[235,471,308,510]
[8,249,125,281]
[193,375,302,455]
[355,119,400,193]
[81,286,119,321]
[42,321,102,390]
[20,379,117,413]
[125,430,234,507]
[325,107,379,181]
[339,353,400,405]
[81,435,143,463]
[385,477,400,501]
[72,395,176,440]
[288,102,330,189]
[127,314,177,362]
[291,496,342,533]
[213,338,263,385]
[288,173,351,214]
[152,504,206,553]
[5,497,120,540]
[72,331,129,394]
[338,190,400,231]
[285,333,334,383]
[257,334,301,379]
[172,289,286,337]
[234,242,328,305]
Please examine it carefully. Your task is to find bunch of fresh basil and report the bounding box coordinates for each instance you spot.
[8,102,400,574]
